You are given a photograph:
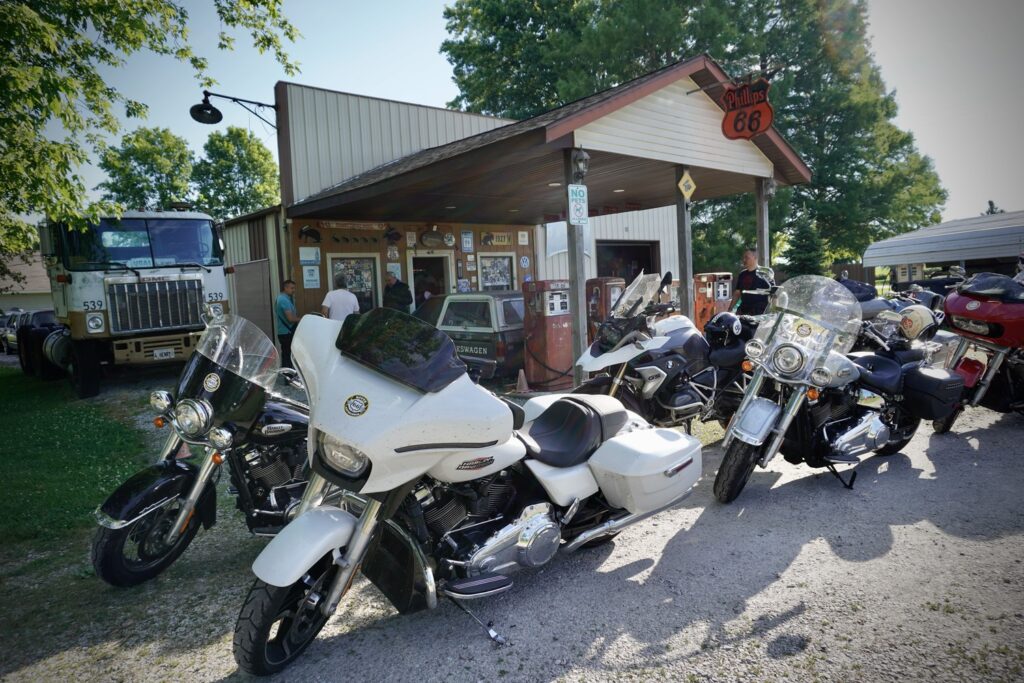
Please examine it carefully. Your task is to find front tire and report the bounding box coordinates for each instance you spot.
[234,554,338,676]
[91,498,201,587]
[713,440,761,504]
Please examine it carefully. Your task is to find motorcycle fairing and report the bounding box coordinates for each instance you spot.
[576,335,674,373]
[96,459,216,529]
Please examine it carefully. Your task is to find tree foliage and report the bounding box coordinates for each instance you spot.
[0,0,297,289]
[783,214,826,276]
[193,127,279,220]
[441,0,946,271]
[97,127,194,210]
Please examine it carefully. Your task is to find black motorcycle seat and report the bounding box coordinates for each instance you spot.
[709,340,746,368]
[850,353,903,395]
[517,395,628,468]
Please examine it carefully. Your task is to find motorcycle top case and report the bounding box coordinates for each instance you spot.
[587,428,701,514]
[902,366,964,420]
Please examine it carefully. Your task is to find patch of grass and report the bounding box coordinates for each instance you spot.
[0,367,146,541]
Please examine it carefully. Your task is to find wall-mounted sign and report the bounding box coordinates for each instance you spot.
[568,184,589,226]
[299,246,321,265]
[520,255,530,269]
[677,170,697,201]
[302,265,320,289]
[443,233,456,247]
[719,78,773,140]
[406,232,417,247]
[481,231,512,247]
[518,230,530,246]
[421,230,446,248]
[461,230,474,252]
[316,221,388,231]
[386,245,399,261]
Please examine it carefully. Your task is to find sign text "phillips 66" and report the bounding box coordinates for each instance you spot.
[719,79,774,140]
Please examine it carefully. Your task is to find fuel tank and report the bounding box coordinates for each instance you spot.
[249,399,309,445]
[651,316,710,375]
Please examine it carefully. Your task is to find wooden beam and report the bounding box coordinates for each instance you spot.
[675,166,695,321]
[756,177,770,266]
[565,148,588,386]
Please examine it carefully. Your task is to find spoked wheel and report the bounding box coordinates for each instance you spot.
[875,414,921,456]
[932,407,963,435]
[713,440,761,504]
[235,554,339,676]
[91,498,201,587]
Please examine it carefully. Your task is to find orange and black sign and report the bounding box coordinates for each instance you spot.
[719,79,774,140]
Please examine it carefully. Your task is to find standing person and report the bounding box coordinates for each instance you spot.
[275,279,300,368]
[731,246,771,315]
[321,272,361,325]
[383,273,413,311]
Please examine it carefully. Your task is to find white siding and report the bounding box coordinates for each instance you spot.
[536,206,679,280]
[574,78,773,178]
[285,85,513,203]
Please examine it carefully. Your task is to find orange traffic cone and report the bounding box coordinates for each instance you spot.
[516,369,530,394]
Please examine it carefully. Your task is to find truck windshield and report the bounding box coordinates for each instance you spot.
[63,218,223,270]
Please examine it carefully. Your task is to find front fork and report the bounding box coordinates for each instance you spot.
[321,497,384,615]
[723,367,767,448]
[948,336,1010,407]
[608,363,629,399]
[165,443,222,545]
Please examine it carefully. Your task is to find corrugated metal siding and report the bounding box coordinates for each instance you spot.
[222,211,284,311]
[537,206,679,280]
[574,78,774,178]
[863,210,1024,266]
[285,84,513,203]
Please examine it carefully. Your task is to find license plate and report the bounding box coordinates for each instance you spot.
[153,347,175,360]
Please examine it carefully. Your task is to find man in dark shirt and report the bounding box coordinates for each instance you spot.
[383,273,413,311]
[732,247,771,315]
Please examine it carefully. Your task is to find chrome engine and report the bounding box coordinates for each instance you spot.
[466,503,561,575]
[832,412,891,459]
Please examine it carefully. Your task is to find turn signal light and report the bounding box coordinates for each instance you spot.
[212,452,224,465]
[741,360,754,372]
[806,388,820,401]
[153,416,167,428]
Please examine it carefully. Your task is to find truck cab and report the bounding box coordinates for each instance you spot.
[36,211,229,397]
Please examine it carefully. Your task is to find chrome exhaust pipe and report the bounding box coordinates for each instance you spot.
[562,489,694,553]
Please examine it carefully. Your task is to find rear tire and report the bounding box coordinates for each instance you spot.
[932,407,962,435]
[874,416,921,456]
[69,340,101,398]
[713,440,761,504]
[234,554,338,676]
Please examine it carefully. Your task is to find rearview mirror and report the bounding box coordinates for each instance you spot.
[755,266,775,283]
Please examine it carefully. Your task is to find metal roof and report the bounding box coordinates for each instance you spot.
[863,210,1024,266]
[117,210,215,221]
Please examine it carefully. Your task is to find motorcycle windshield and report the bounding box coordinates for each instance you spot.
[194,314,280,390]
[958,273,1024,302]
[754,275,862,361]
[610,272,663,318]
[337,307,466,393]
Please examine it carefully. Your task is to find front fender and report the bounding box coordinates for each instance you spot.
[731,397,781,446]
[97,460,215,529]
[252,506,357,587]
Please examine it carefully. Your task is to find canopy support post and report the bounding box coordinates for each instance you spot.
[675,166,695,321]
[756,177,771,266]
[565,149,588,387]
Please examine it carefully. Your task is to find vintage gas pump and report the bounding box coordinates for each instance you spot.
[523,280,575,390]
[693,272,733,331]
[585,276,625,343]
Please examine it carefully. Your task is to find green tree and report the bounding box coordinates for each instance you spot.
[440,0,946,267]
[97,127,194,210]
[0,0,298,277]
[193,127,279,220]
[783,215,826,276]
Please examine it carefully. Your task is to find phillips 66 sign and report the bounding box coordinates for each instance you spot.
[719,79,774,140]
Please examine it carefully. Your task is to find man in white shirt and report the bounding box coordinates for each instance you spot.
[321,273,361,324]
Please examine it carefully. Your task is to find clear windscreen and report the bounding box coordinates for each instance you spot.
[754,275,862,355]
[610,272,662,318]
[196,315,280,389]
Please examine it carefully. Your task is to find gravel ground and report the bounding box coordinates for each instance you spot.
[1,371,1022,682]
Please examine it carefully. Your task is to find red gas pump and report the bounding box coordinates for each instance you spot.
[586,276,625,343]
[693,272,733,331]
[523,280,574,390]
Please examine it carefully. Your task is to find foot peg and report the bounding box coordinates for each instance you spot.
[441,572,513,600]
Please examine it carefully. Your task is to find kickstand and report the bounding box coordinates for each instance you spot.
[827,464,857,490]
[451,598,508,645]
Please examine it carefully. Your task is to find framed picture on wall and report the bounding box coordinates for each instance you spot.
[479,254,516,291]
[328,253,380,312]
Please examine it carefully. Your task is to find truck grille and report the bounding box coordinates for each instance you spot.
[107,278,205,334]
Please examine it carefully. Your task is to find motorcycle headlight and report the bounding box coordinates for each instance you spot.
[745,339,765,359]
[811,367,832,387]
[209,427,233,449]
[772,344,806,375]
[174,399,213,437]
[86,313,105,333]
[208,303,224,317]
[951,315,991,336]
[317,431,369,477]
[150,390,173,413]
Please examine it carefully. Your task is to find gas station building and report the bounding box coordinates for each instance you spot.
[225,54,810,373]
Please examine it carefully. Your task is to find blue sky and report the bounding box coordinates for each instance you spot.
[88,0,1024,222]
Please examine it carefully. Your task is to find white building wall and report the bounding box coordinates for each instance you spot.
[574,78,774,178]
[536,206,679,280]
[284,84,513,203]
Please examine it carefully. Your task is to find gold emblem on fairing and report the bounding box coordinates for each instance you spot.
[344,394,369,417]
[203,373,221,392]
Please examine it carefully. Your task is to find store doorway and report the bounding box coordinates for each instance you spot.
[596,240,660,281]
[411,255,451,308]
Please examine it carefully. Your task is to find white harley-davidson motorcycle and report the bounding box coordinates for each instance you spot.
[233,308,703,675]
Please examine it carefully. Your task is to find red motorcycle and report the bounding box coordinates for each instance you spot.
[937,271,1024,433]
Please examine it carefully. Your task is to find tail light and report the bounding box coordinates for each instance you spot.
[954,357,985,388]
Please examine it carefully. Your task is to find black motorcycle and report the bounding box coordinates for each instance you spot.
[574,271,756,431]
[92,314,317,587]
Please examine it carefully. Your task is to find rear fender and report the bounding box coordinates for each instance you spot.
[252,506,358,587]
[97,460,215,529]
[731,397,781,446]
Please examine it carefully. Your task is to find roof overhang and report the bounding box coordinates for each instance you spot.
[863,211,1024,266]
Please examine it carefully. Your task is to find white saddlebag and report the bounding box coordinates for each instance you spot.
[587,428,702,514]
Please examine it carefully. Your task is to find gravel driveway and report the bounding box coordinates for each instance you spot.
[2,396,1022,682]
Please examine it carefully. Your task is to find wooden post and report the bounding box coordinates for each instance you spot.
[756,177,770,266]
[565,149,588,386]
[675,166,695,321]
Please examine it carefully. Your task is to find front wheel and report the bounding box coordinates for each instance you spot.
[91,498,201,587]
[713,440,761,504]
[235,554,339,676]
